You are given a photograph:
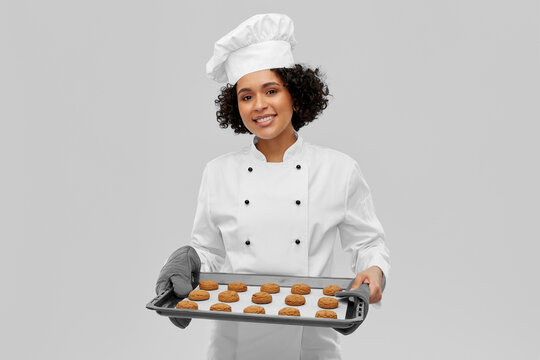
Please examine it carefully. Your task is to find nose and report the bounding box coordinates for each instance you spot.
[254,94,267,112]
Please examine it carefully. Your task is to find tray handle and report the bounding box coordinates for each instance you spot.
[146,288,173,310]
[333,282,370,335]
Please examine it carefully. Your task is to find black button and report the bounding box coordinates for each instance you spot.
[295,239,301,244]
[296,200,301,205]
[296,164,301,170]
[248,167,253,172]
[245,199,250,205]
[245,240,251,245]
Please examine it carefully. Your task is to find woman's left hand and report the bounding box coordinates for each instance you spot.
[350,266,384,303]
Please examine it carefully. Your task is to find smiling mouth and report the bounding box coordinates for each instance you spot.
[254,115,275,123]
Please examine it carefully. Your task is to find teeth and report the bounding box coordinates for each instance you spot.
[255,116,274,123]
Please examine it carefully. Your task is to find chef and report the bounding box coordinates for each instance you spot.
[156,13,390,360]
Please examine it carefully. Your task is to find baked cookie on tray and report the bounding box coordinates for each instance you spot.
[323,285,342,296]
[318,297,338,309]
[218,290,240,302]
[176,300,198,310]
[210,303,232,312]
[188,289,210,301]
[252,292,272,304]
[199,280,219,290]
[228,281,247,292]
[260,283,280,293]
[243,305,266,314]
[278,307,301,316]
[285,294,306,306]
[315,310,337,319]
[291,283,311,295]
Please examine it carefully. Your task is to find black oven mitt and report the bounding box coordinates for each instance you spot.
[156,246,201,329]
[333,273,386,335]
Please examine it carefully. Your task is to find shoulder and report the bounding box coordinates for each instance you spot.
[304,141,358,170]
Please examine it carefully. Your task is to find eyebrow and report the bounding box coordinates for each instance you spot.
[237,82,281,95]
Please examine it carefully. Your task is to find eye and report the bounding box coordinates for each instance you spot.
[267,89,277,95]
[241,95,252,101]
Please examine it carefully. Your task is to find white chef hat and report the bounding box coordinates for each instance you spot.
[206,13,297,85]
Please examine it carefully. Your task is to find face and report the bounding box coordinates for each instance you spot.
[236,69,295,141]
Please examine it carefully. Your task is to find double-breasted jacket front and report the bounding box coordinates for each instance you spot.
[190,135,390,360]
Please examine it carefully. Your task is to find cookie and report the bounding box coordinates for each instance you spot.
[285,294,306,306]
[291,283,311,295]
[175,300,198,310]
[228,282,247,292]
[318,297,338,309]
[243,305,266,314]
[323,285,342,296]
[252,292,272,304]
[199,280,219,290]
[210,303,232,312]
[188,289,210,301]
[260,283,280,293]
[218,290,240,303]
[315,310,337,319]
[278,307,301,316]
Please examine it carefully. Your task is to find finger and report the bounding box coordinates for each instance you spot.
[370,291,382,303]
[368,282,382,303]
[351,273,367,290]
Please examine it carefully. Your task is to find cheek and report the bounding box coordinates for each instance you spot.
[277,94,294,113]
[277,98,294,119]
[238,106,253,128]
[237,103,247,119]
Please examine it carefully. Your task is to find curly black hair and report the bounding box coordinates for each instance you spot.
[215,64,330,134]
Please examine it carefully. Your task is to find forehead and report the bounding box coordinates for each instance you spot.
[236,69,282,89]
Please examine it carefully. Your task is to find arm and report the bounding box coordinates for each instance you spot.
[155,164,226,329]
[188,163,226,272]
[156,163,225,295]
[338,161,390,304]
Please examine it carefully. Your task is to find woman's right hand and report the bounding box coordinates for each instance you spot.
[156,245,201,329]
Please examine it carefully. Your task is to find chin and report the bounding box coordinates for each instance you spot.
[245,121,294,141]
[253,130,281,140]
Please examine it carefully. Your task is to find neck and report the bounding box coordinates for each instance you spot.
[255,127,297,163]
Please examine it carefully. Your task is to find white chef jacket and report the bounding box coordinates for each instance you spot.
[190,133,390,360]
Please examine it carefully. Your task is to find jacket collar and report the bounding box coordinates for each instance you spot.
[250,131,304,163]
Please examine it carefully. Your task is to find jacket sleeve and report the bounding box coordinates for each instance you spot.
[338,161,390,282]
[189,164,226,272]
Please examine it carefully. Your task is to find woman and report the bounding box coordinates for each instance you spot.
[156,13,390,360]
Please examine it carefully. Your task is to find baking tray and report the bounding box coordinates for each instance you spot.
[146,272,369,330]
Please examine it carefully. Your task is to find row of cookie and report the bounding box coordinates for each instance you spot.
[176,301,339,319]
[199,280,343,296]
[188,289,339,309]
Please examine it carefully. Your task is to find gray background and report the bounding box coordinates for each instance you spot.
[3,0,539,359]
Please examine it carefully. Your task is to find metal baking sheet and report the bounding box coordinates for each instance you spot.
[147,272,367,329]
